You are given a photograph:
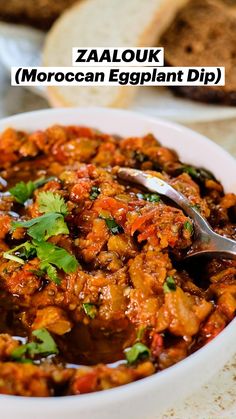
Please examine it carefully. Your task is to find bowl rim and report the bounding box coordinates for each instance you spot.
[0,107,235,408]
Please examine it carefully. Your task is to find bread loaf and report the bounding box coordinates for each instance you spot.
[43,0,189,108]
[161,0,236,105]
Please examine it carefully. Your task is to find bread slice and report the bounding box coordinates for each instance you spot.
[161,0,236,105]
[43,0,188,109]
[0,0,77,30]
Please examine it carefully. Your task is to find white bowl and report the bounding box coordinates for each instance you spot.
[0,108,235,419]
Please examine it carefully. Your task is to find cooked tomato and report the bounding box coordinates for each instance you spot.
[0,124,235,397]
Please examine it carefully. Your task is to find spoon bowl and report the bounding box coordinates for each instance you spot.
[118,167,236,260]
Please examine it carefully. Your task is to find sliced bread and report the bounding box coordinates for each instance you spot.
[43,0,188,109]
[161,0,236,105]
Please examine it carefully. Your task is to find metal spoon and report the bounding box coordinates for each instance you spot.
[118,167,236,260]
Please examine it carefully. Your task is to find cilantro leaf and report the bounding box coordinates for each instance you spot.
[38,191,68,215]
[11,328,58,362]
[11,191,69,241]
[184,220,193,235]
[31,328,58,355]
[9,177,56,205]
[33,177,56,188]
[125,342,150,364]
[12,213,69,241]
[89,186,100,201]
[99,215,123,235]
[9,181,35,205]
[3,241,79,285]
[45,264,60,284]
[34,240,79,277]
[3,241,36,264]
[182,165,199,178]
[182,165,215,183]
[41,215,69,239]
[11,344,30,361]
[163,276,176,293]
[105,218,122,234]
[7,187,78,285]
[83,303,97,319]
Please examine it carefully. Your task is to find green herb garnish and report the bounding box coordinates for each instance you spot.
[10,181,35,205]
[3,242,36,265]
[89,186,100,200]
[34,177,56,188]
[184,220,193,235]
[163,276,176,293]
[38,191,68,215]
[125,342,150,364]
[136,326,146,342]
[182,165,215,183]
[12,328,58,362]
[182,165,199,178]
[137,193,160,203]
[11,192,69,241]
[3,240,79,284]
[100,215,123,235]
[35,240,79,283]
[83,303,97,319]
[9,177,56,204]
[5,191,79,284]
[12,213,69,242]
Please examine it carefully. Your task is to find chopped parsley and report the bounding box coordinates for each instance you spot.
[11,328,58,362]
[182,165,215,183]
[184,220,193,235]
[137,193,160,203]
[89,186,100,200]
[163,276,176,293]
[100,215,123,235]
[83,303,97,319]
[9,177,56,204]
[125,342,150,364]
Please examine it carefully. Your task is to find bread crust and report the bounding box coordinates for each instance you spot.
[161,0,236,105]
[0,0,77,29]
[171,86,236,106]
